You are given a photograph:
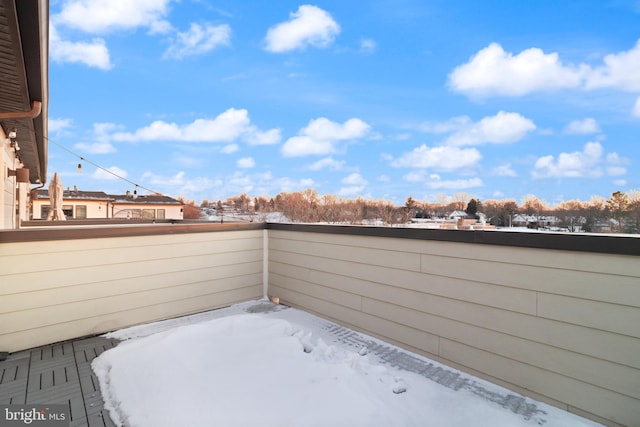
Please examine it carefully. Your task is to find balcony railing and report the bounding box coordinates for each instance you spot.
[1,222,638,426]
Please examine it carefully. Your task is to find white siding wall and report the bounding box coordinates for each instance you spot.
[0,228,264,352]
[1,135,16,229]
[268,229,640,427]
[113,202,183,220]
[32,199,111,219]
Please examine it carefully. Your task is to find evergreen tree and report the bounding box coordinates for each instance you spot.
[465,199,479,218]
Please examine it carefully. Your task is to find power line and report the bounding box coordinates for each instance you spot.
[46,136,162,195]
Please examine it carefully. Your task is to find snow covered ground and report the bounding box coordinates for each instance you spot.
[92,300,601,427]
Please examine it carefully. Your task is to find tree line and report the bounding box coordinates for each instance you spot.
[193,189,640,233]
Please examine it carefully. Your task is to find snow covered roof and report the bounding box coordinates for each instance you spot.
[109,194,182,205]
[448,210,468,218]
[35,189,182,205]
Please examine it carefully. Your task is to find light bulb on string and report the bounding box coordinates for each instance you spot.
[77,157,83,173]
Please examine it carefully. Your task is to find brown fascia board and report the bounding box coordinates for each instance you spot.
[14,0,49,183]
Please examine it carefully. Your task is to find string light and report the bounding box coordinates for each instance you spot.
[46,136,162,196]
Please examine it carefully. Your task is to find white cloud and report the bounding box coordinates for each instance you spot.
[231,171,315,195]
[237,157,255,168]
[449,40,640,97]
[264,5,340,53]
[403,171,426,183]
[92,166,127,180]
[418,116,470,134]
[281,117,370,157]
[564,118,600,134]
[491,163,517,177]
[221,144,239,154]
[585,40,640,91]
[273,176,316,193]
[142,171,224,196]
[443,111,536,146]
[359,38,377,54]
[54,0,172,34]
[342,172,367,186]
[391,145,482,170]
[245,128,282,145]
[425,177,483,190]
[533,142,603,178]
[163,23,231,59]
[93,122,122,136]
[304,117,370,140]
[448,43,584,96]
[532,141,627,179]
[338,186,365,197]
[143,170,184,186]
[633,96,640,117]
[50,25,112,70]
[281,136,334,157]
[48,118,73,133]
[606,152,630,176]
[75,142,116,154]
[148,20,174,35]
[308,157,345,171]
[113,108,278,144]
[337,173,367,196]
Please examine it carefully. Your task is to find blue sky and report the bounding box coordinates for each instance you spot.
[47,0,640,205]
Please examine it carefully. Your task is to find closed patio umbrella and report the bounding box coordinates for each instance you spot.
[47,172,66,221]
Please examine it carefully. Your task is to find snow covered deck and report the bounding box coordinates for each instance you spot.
[1,301,599,426]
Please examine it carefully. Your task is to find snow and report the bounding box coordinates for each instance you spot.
[93,301,601,427]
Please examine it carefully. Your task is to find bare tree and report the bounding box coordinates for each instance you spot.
[177,196,203,219]
[626,190,640,234]
[521,194,548,217]
[452,192,471,211]
[607,191,629,232]
[554,200,583,232]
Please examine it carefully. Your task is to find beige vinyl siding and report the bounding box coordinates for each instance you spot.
[268,229,640,427]
[0,229,264,352]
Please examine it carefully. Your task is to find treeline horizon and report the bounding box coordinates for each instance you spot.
[184,188,640,233]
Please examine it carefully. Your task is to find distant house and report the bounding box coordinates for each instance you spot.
[512,214,535,227]
[32,188,112,220]
[110,191,184,220]
[32,188,184,220]
[512,214,560,229]
[448,210,468,220]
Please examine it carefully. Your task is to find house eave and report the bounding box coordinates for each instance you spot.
[0,0,49,184]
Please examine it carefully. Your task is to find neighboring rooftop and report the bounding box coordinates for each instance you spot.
[109,193,182,205]
[34,189,182,204]
[35,189,111,201]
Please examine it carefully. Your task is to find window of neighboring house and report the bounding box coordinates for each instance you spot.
[143,208,155,219]
[157,209,166,219]
[41,205,50,219]
[76,205,87,219]
[63,205,73,219]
